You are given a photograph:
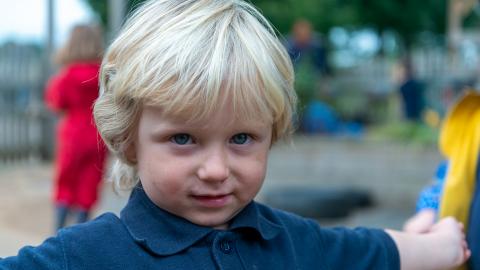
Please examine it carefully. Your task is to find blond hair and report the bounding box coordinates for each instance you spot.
[55,24,104,66]
[94,0,297,190]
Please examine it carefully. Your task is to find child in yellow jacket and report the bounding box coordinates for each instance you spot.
[404,91,480,270]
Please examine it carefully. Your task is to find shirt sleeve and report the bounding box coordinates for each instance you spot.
[312,222,400,270]
[44,69,71,112]
[0,235,66,270]
[416,161,448,212]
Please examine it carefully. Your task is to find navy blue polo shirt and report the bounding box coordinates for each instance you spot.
[1,187,399,269]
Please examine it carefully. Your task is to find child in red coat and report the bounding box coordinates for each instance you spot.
[45,24,107,231]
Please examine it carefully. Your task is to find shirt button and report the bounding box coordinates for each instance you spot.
[219,240,233,254]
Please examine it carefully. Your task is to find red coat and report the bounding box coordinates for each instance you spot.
[45,62,107,210]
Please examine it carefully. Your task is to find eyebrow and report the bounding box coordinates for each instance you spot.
[148,123,188,135]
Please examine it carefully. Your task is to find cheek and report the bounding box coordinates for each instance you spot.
[239,150,269,185]
[138,153,189,195]
[235,160,266,202]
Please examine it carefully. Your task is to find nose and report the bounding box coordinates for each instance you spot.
[197,146,230,182]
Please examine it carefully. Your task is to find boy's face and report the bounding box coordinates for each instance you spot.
[134,104,272,229]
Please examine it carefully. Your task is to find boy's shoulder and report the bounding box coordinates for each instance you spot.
[59,212,126,240]
[57,212,134,253]
[56,212,150,268]
[0,213,136,270]
[254,201,321,232]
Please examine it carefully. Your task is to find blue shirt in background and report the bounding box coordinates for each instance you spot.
[416,158,480,270]
[1,186,399,269]
[416,160,448,212]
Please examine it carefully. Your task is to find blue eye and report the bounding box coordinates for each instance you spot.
[231,133,250,144]
[171,134,192,145]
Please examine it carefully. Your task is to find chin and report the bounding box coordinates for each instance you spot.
[190,214,231,229]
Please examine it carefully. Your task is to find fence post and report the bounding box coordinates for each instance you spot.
[39,0,56,161]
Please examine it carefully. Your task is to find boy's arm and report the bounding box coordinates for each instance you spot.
[0,235,65,270]
[386,217,470,270]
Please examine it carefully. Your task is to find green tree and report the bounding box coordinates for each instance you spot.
[83,0,146,27]
[349,0,447,52]
[250,0,358,34]
[83,0,357,35]
[85,0,468,55]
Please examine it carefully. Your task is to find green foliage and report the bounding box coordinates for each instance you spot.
[84,0,358,35]
[464,11,480,28]
[348,0,447,49]
[368,121,439,146]
[83,0,449,52]
[83,0,108,26]
[251,0,358,34]
[83,0,147,27]
[294,60,318,111]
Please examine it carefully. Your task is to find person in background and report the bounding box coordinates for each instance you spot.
[286,19,333,132]
[396,57,425,121]
[44,24,108,231]
[286,19,330,77]
[404,90,480,270]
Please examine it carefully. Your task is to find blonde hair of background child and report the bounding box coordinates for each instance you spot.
[94,0,297,190]
[55,24,104,66]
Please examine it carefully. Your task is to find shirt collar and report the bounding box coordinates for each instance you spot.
[229,202,282,240]
[121,186,281,256]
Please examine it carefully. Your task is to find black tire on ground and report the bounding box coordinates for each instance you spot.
[262,187,373,219]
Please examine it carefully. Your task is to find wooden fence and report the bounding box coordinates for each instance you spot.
[0,43,52,163]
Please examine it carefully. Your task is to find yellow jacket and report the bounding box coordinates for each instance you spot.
[439,91,480,270]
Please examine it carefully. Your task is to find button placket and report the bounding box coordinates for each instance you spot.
[212,232,243,269]
[213,231,236,255]
[218,239,233,254]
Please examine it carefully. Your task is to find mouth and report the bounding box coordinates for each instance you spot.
[190,193,232,208]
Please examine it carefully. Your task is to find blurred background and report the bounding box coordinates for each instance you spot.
[1,0,479,257]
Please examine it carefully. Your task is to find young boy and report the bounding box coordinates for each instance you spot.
[1,0,469,269]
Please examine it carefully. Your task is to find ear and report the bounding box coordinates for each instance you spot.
[124,142,137,164]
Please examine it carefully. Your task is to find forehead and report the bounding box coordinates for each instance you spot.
[142,82,274,123]
[140,104,271,130]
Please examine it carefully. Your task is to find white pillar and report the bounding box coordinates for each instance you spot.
[108,0,127,41]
